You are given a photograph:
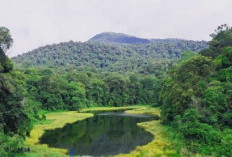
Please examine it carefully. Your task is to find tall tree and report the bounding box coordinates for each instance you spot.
[0,27,31,156]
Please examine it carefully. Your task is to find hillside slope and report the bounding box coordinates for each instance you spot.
[12,34,208,73]
[88,32,151,44]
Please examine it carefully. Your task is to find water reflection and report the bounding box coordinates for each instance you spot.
[39,111,155,156]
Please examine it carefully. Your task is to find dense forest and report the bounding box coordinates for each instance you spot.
[160,24,232,156]
[1,25,232,156]
[12,33,207,74]
[1,28,164,156]
[0,27,32,156]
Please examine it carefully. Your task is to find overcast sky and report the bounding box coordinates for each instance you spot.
[1,0,232,57]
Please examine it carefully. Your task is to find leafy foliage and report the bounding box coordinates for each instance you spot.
[2,27,231,156]
[0,28,31,156]
[23,68,160,110]
[0,27,13,51]
[12,38,207,74]
[160,25,232,156]
[200,24,232,58]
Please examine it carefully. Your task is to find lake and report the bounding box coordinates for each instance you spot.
[39,110,156,156]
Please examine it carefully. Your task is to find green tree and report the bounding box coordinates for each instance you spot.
[0,27,13,51]
[0,27,31,156]
[104,74,128,106]
[67,82,86,110]
[89,79,105,106]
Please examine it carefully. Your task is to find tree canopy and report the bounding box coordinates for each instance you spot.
[160,25,232,156]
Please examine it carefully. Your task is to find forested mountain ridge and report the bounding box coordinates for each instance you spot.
[2,24,232,157]
[88,32,151,44]
[12,34,208,73]
[89,32,208,45]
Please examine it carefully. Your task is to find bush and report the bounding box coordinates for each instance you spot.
[0,132,24,157]
[180,110,222,155]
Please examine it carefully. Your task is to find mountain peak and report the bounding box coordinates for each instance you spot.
[88,32,151,44]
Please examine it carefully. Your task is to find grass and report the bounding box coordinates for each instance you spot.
[80,105,140,112]
[116,107,181,157]
[25,106,181,157]
[25,111,93,157]
[124,106,161,116]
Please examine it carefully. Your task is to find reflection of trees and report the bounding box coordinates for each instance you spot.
[40,114,154,156]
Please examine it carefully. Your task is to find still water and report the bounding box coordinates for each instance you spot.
[39,111,155,156]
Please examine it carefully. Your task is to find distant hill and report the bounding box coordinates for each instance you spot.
[12,33,208,73]
[88,32,151,44]
[151,38,197,44]
[88,32,205,45]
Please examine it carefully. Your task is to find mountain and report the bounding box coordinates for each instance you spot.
[88,32,151,44]
[88,32,204,45]
[151,38,196,44]
[12,33,208,73]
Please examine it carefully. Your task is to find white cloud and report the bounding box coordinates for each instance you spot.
[0,0,232,57]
